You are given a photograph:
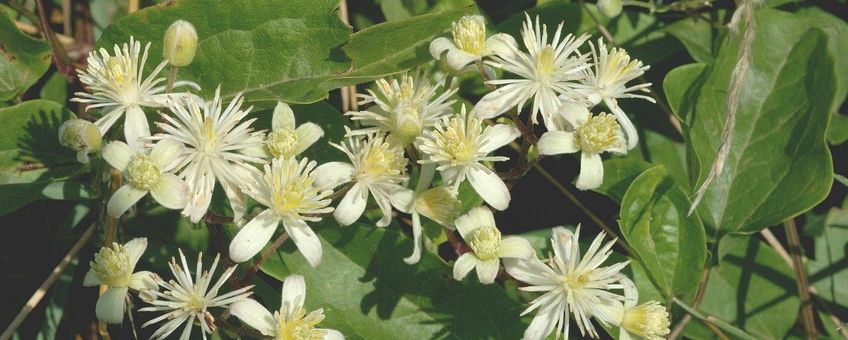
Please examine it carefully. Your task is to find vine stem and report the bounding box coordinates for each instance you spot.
[783,219,819,339]
[338,0,359,113]
[241,233,290,285]
[669,266,712,339]
[672,297,758,340]
[1,223,97,340]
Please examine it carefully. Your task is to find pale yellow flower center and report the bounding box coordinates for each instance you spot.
[435,116,480,163]
[200,118,218,152]
[268,128,300,158]
[575,112,620,153]
[105,56,130,87]
[393,106,424,146]
[621,301,671,340]
[536,46,557,78]
[467,226,501,261]
[564,271,592,289]
[276,308,326,340]
[358,139,406,181]
[451,15,487,56]
[90,243,133,287]
[126,154,161,190]
[271,182,307,216]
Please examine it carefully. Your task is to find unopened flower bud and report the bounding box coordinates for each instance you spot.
[163,20,198,67]
[58,119,102,163]
[598,0,623,18]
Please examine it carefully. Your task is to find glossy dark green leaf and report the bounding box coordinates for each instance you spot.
[260,221,527,339]
[663,10,728,64]
[808,207,848,310]
[0,100,80,185]
[795,7,848,110]
[323,6,476,89]
[684,235,800,339]
[594,157,651,203]
[0,9,51,101]
[99,0,351,105]
[0,181,93,217]
[670,10,836,234]
[619,166,707,302]
[828,113,848,145]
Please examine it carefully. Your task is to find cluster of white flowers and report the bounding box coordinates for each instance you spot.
[64,12,666,340]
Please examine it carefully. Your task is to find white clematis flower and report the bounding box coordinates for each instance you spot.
[473,14,591,125]
[229,274,344,340]
[71,37,196,150]
[315,133,408,227]
[536,107,626,191]
[417,107,519,210]
[503,226,629,339]
[346,72,456,146]
[580,38,654,150]
[155,88,267,223]
[429,15,518,71]
[391,175,463,265]
[601,276,671,340]
[102,139,188,218]
[84,238,157,324]
[452,207,533,284]
[140,249,253,340]
[266,101,324,159]
[229,157,333,266]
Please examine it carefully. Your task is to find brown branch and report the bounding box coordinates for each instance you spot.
[784,219,819,339]
[670,266,712,339]
[35,0,75,80]
[241,233,289,285]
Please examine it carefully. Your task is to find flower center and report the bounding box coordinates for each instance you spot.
[536,46,557,78]
[200,118,218,152]
[575,112,620,153]
[126,154,161,190]
[105,56,130,87]
[358,139,406,181]
[437,116,480,163]
[621,301,670,340]
[393,106,423,146]
[276,308,326,340]
[564,271,592,290]
[268,128,300,158]
[451,15,487,56]
[271,182,307,216]
[466,226,501,261]
[90,243,133,287]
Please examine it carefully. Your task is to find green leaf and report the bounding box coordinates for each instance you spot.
[663,10,728,64]
[828,112,848,145]
[38,72,68,105]
[619,166,707,302]
[684,235,800,339]
[795,7,848,111]
[323,6,476,89]
[260,221,527,339]
[99,0,351,105]
[808,207,848,310]
[0,100,81,184]
[377,0,473,21]
[662,62,707,124]
[594,157,651,203]
[0,9,51,101]
[625,130,689,191]
[673,10,837,234]
[0,181,93,217]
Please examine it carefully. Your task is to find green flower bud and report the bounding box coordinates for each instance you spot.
[163,20,198,67]
[58,119,102,163]
[598,0,623,18]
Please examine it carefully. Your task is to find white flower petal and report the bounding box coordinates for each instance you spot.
[229,299,276,336]
[576,152,604,190]
[559,99,591,127]
[96,286,128,324]
[149,140,184,170]
[536,131,579,155]
[221,177,247,222]
[471,83,526,119]
[294,122,324,154]
[83,269,101,286]
[454,206,496,238]
[479,124,520,154]
[272,101,296,130]
[333,182,367,226]
[129,271,158,291]
[430,37,459,61]
[403,213,423,265]
[445,48,481,71]
[503,257,557,286]
[314,162,355,189]
[124,237,147,268]
[476,259,500,284]
[228,209,280,263]
[484,33,518,58]
[467,165,510,211]
[608,101,638,150]
[106,184,147,218]
[285,219,323,267]
[150,174,188,210]
[498,236,534,259]
[453,253,478,281]
[321,329,345,340]
[93,106,125,136]
[523,309,558,340]
[102,141,133,171]
[389,188,414,214]
[124,105,151,151]
[281,274,307,316]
